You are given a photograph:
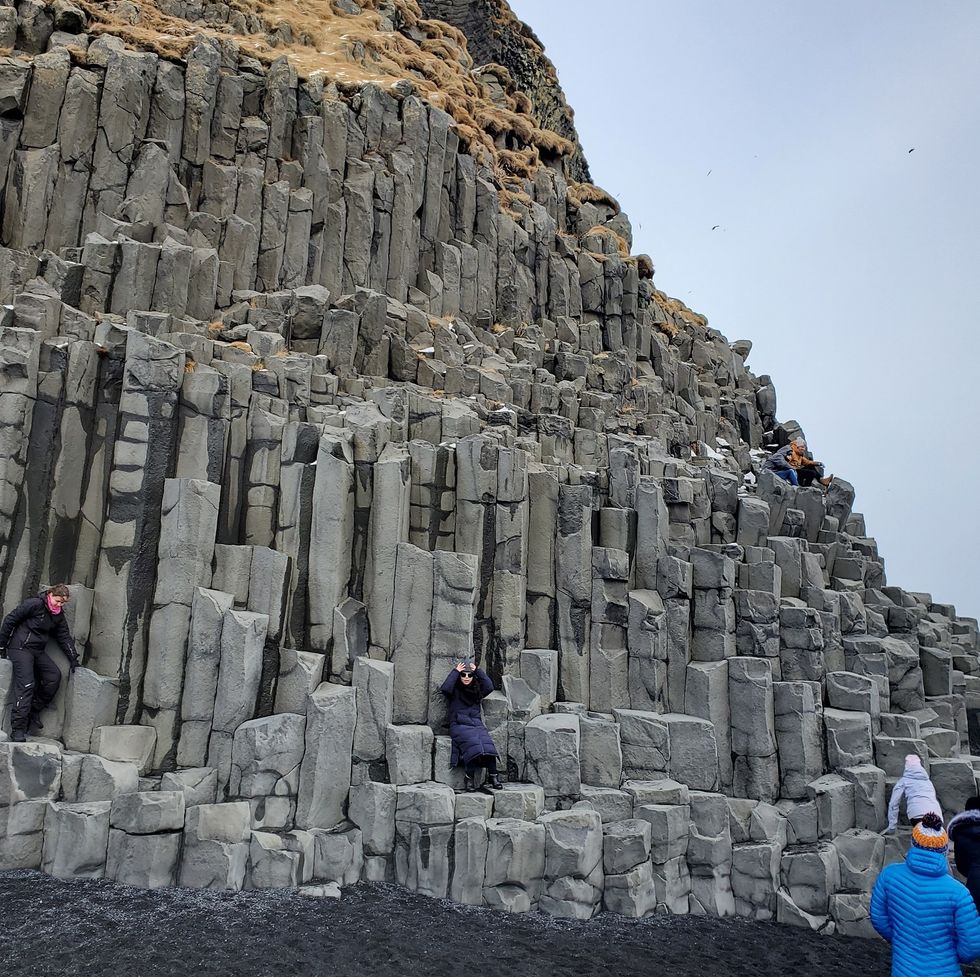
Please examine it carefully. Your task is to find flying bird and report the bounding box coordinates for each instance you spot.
[711,225,720,231]
[706,169,712,176]
[908,148,915,153]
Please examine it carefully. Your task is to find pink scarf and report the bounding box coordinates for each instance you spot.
[46,593,62,615]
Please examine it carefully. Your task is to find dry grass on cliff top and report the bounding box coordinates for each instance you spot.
[78,0,573,194]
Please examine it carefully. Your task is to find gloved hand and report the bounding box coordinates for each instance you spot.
[68,655,79,675]
[880,826,896,836]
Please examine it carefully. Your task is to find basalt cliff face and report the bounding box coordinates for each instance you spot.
[0,0,976,933]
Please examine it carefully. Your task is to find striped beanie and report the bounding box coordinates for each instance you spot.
[911,812,948,852]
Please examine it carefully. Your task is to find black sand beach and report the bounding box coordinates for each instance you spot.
[4,869,968,977]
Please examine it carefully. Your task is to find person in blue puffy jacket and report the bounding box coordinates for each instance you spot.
[871,812,980,977]
[439,661,501,792]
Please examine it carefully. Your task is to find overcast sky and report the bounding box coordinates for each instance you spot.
[510,0,980,620]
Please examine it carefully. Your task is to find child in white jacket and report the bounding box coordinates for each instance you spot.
[886,754,943,832]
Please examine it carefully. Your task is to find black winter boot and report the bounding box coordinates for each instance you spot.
[27,715,43,735]
[488,773,503,790]
[11,729,26,743]
[463,773,477,793]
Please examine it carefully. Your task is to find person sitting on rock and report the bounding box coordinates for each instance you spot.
[0,584,79,743]
[949,798,980,912]
[763,437,832,488]
[871,812,980,977]
[885,754,943,833]
[440,660,502,793]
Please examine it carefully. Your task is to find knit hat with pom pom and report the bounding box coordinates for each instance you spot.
[911,812,948,852]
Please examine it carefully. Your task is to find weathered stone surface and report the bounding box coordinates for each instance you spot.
[349,781,396,855]
[106,829,181,889]
[109,791,185,834]
[484,817,545,912]
[180,801,251,866]
[451,817,488,905]
[386,724,433,785]
[152,764,213,807]
[42,801,111,879]
[493,784,545,821]
[0,742,62,805]
[353,657,394,762]
[524,713,581,801]
[230,713,306,798]
[311,825,363,884]
[61,754,139,803]
[538,808,603,919]
[296,684,356,830]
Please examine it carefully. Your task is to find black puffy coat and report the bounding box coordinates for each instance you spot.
[950,809,980,912]
[0,595,78,661]
[439,668,498,767]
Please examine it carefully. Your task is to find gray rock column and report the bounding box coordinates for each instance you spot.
[556,483,593,704]
[483,817,546,913]
[42,800,111,879]
[142,478,220,768]
[526,466,558,648]
[524,713,581,803]
[390,543,434,724]
[427,550,478,731]
[538,808,603,919]
[178,802,250,891]
[88,333,185,721]
[590,546,629,712]
[773,681,824,799]
[364,443,411,653]
[308,432,354,666]
[627,589,667,711]
[685,661,732,791]
[352,657,394,763]
[296,683,356,830]
[175,588,234,768]
[729,658,779,803]
[206,608,269,792]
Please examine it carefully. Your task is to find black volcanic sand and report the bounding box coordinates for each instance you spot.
[3,869,976,977]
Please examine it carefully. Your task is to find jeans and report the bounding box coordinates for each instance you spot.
[773,468,799,486]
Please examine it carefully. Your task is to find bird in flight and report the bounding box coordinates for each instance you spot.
[711,225,720,231]
[908,148,915,153]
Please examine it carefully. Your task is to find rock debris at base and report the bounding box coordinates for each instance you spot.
[0,0,977,941]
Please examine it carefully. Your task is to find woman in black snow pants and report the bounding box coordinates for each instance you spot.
[0,584,79,742]
[439,661,502,792]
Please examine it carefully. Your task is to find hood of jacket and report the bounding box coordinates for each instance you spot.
[904,766,931,784]
[906,846,950,878]
[949,809,980,835]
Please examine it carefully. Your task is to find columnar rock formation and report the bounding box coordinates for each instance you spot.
[0,0,977,936]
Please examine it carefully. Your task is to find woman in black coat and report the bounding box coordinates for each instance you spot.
[0,584,79,742]
[950,797,980,911]
[439,661,502,792]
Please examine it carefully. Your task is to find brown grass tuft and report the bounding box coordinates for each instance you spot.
[567,182,621,213]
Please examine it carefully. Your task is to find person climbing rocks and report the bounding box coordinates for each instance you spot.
[439,660,502,792]
[949,798,980,912]
[884,754,943,833]
[763,437,833,488]
[871,812,980,977]
[0,585,80,743]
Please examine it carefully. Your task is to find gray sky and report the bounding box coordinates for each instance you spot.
[510,0,980,619]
